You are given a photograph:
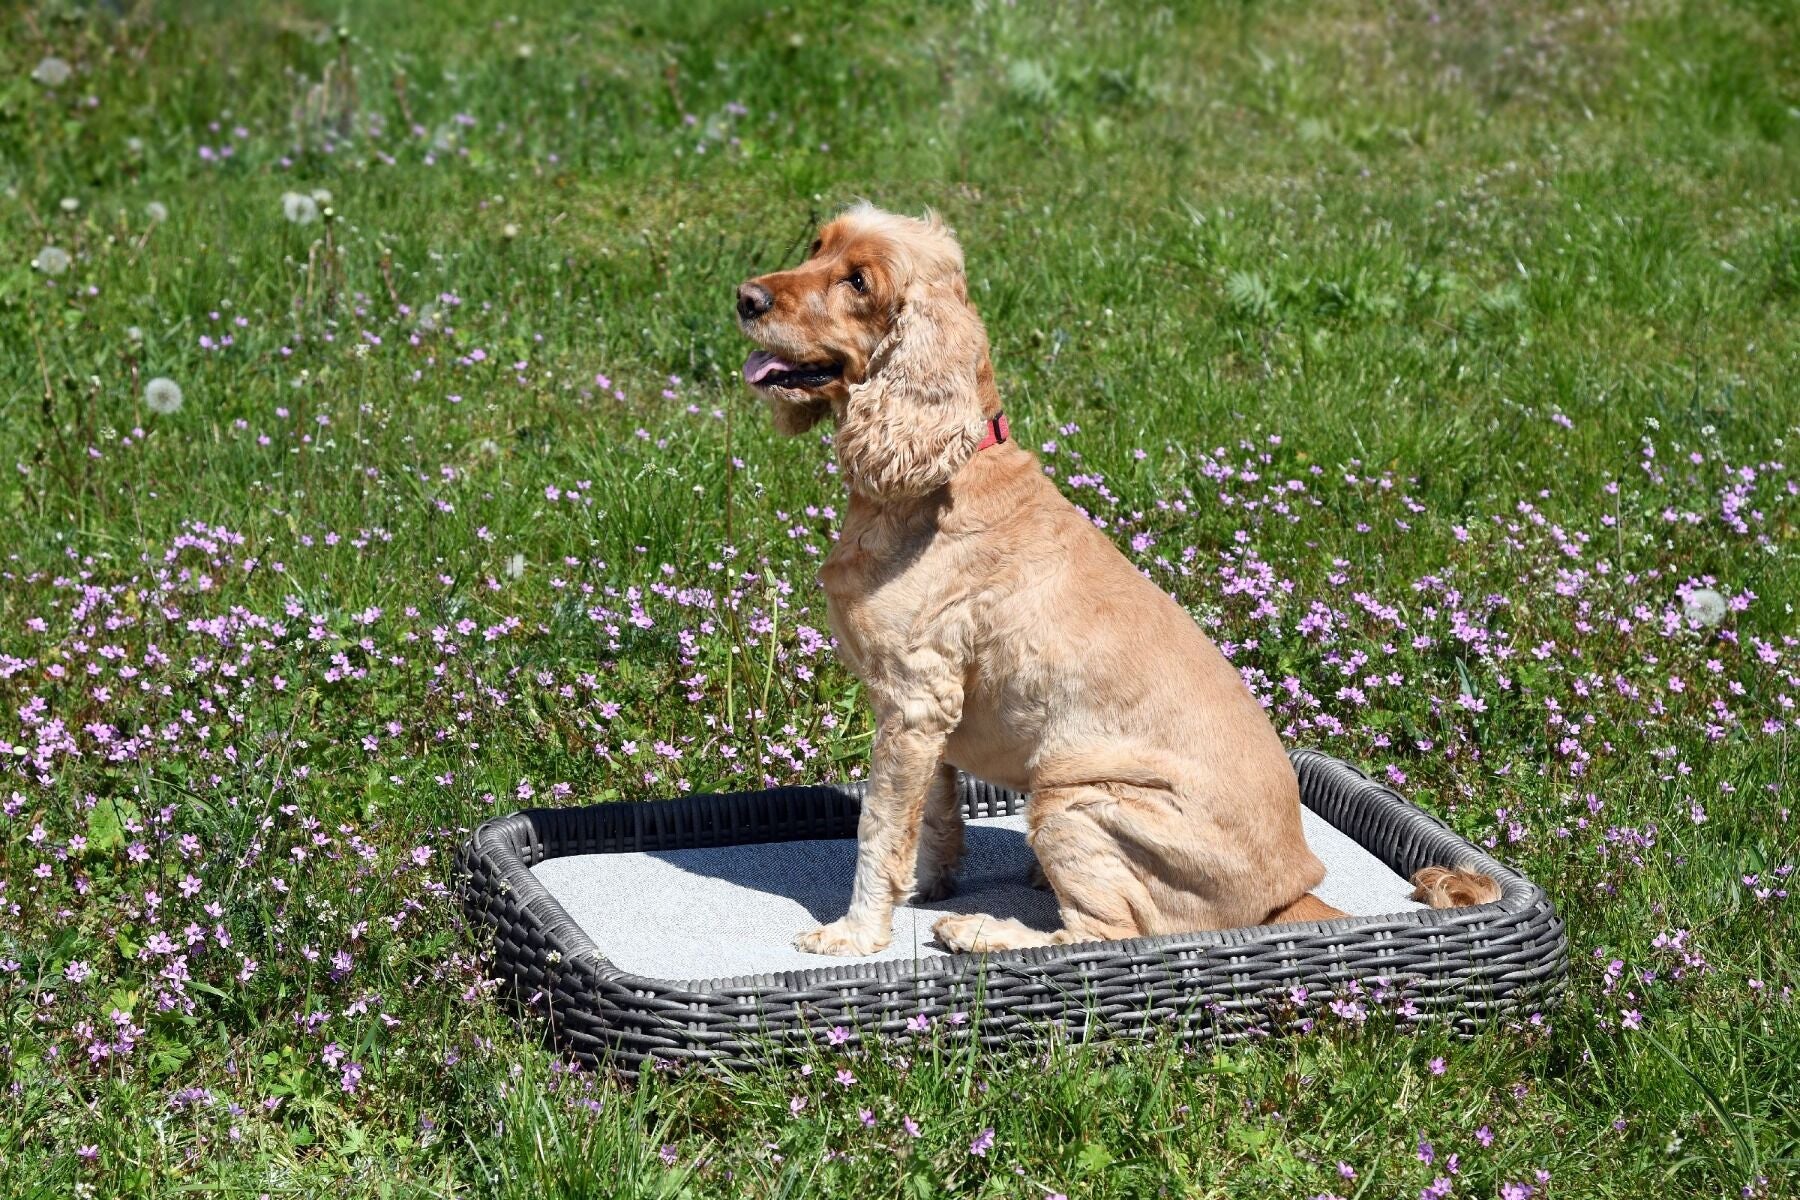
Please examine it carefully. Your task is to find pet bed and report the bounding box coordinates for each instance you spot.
[459,749,1566,1073]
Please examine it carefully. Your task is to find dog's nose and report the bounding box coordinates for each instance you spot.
[736,282,773,321]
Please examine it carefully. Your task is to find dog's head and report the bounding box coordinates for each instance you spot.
[736,204,994,498]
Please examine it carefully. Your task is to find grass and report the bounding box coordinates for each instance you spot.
[1,0,1797,1195]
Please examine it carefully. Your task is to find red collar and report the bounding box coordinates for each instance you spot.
[976,412,1010,451]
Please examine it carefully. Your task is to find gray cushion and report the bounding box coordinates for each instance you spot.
[531,807,1425,981]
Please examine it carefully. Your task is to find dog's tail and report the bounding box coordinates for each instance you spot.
[1408,866,1503,908]
[1265,866,1501,925]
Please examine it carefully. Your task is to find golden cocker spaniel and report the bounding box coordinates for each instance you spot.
[736,203,1498,956]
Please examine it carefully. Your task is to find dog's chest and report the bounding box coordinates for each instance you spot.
[818,548,900,679]
[818,519,949,682]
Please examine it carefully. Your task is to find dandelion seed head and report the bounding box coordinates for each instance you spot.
[1681,587,1727,628]
[145,201,169,223]
[33,246,72,275]
[282,191,321,225]
[145,377,184,415]
[32,56,73,87]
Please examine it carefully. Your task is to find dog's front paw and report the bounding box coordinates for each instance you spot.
[793,919,891,956]
[911,868,957,904]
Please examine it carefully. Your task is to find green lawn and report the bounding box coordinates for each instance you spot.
[2,0,1797,1195]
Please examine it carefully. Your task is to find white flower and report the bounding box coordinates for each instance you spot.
[282,191,320,224]
[501,222,520,240]
[126,326,144,343]
[32,56,72,87]
[144,377,184,415]
[33,246,71,275]
[125,136,145,156]
[144,201,169,223]
[310,188,333,205]
[60,196,80,213]
[1681,587,1727,628]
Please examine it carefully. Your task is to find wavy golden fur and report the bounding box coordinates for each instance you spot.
[735,204,1498,956]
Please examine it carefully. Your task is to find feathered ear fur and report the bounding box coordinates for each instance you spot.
[835,281,989,499]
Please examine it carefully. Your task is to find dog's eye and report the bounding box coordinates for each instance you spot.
[845,269,867,294]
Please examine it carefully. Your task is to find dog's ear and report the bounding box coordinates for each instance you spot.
[766,395,832,436]
[835,280,988,499]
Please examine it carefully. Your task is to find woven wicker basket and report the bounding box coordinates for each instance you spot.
[458,748,1565,1074]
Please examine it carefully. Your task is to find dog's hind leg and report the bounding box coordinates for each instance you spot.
[931,911,1056,952]
[934,784,1162,953]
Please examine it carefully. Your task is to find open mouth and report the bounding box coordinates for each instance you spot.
[743,350,843,391]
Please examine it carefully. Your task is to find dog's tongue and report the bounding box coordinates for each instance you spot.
[743,350,794,385]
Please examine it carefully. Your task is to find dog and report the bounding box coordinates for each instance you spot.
[736,203,1499,955]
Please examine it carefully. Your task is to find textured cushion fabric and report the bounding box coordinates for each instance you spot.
[531,808,1425,982]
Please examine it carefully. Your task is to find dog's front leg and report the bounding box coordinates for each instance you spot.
[911,762,964,902]
[795,708,952,956]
